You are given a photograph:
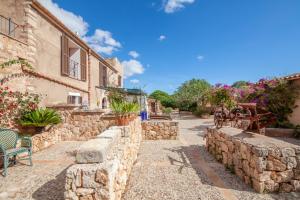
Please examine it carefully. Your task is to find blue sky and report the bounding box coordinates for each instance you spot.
[40,0,300,94]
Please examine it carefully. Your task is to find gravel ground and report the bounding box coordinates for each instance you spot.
[123,114,300,200]
[0,141,84,200]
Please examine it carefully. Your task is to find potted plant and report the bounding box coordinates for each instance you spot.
[111,100,139,126]
[18,108,62,135]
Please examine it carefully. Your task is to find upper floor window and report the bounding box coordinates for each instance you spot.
[99,64,108,87]
[0,15,19,38]
[61,34,87,81]
[118,75,122,87]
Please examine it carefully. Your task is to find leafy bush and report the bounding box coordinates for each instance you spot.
[19,108,61,127]
[111,101,140,116]
[0,86,40,127]
[149,90,176,108]
[193,106,212,117]
[294,125,300,138]
[163,107,173,114]
[174,79,211,111]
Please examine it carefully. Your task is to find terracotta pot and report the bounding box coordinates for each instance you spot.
[19,126,45,135]
[116,115,130,126]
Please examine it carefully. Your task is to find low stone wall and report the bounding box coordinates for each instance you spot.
[65,117,142,200]
[206,127,300,193]
[142,120,178,140]
[30,107,116,152]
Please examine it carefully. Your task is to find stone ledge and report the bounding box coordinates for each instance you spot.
[206,127,300,193]
[76,129,121,164]
[142,120,178,140]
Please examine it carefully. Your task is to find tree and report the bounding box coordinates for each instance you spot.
[232,81,248,88]
[149,90,176,108]
[174,79,211,111]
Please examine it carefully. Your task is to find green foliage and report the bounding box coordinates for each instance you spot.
[193,106,212,117]
[210,86,236,109]
[232,81,248,88]
[19,108,61,127]
[294,125,300,138]
[163,107,173,114]
[0,59,33,70]
[106,88,126,103]
[174,79,211,111]
[111,100,140,116]
[149,90,176,108]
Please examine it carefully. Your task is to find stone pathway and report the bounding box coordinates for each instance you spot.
[0,141,84,200]
[123,114,300,200]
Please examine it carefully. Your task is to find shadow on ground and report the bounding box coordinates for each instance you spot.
[32,167,69,200]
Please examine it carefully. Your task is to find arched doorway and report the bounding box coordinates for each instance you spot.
[102,97,107,109]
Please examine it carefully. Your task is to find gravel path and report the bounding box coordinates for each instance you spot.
[123,114,300,200]
[0,141,84,200]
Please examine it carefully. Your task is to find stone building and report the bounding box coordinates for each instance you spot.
[282,73,300,125]
[0,0,123,110]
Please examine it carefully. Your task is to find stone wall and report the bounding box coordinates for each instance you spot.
[142,120,178,140]
[206,127,300,193]
[65,117,142,200]
[30,107,116,152]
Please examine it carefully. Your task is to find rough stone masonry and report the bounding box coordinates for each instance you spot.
[65,117,142,200]
[206,127,300,193]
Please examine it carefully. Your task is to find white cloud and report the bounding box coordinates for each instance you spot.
[38,0,88,36]
[130,79,140,84]
[163,0,195,13]
[159,35,166,41]
[128,51,140,58]
[83,29,121,55]
[122,59,145,78]
[38,0,121,55]
[197,55,204,61]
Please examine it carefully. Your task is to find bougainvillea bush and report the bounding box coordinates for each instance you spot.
[0,85,40,128]
[210,79,300,128]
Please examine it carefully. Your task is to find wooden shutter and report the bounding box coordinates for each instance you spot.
[61,34,69,76]
[99,62,102,86]
[103,66,107,87]
[80,49,87,81]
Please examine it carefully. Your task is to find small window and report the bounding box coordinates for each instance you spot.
[67,93,82,105]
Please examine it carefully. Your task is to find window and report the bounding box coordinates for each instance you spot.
[67,92,82,105]
[0,15,19,38]
[118,75,122,87]
[99,63,108,87]
[61,34,87,81]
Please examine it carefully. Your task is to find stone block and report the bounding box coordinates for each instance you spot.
[279,183,294,192]
[264,180,279,192]
[267,157,286,172]
[291,180,300,192]
[272,170,294,183]
[281,148,296,157]
[76,139,110,163]
[252,179,265,193]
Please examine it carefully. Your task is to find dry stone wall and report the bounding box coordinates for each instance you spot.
[206,127,300,193]
[65,118,142,200]
[142,120,178,140]
[30,107,116,152]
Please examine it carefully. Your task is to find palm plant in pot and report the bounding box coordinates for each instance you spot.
[18,108,62,135]
[111,100,139,126]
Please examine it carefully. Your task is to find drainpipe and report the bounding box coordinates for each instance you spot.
[88,48,91,107]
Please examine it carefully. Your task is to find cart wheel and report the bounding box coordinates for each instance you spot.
[214,113,223,128]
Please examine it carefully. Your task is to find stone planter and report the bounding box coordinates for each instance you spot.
[19,126,45,136]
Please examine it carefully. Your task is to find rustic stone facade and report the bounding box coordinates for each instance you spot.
[30,107,116,152]
[65,118,142,200]
[142,120,178,140]
[206,127,300,193]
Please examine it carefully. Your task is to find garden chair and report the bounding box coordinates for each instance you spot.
[0,128,32,177]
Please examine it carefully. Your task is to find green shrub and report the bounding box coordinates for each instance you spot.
[19,108,61,127]
[163,107,173,114]
[111,101,140,116]
[294,125,300,138]
[193,106,211,117]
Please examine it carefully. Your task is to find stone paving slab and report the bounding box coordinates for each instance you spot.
[0,141,84,200]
